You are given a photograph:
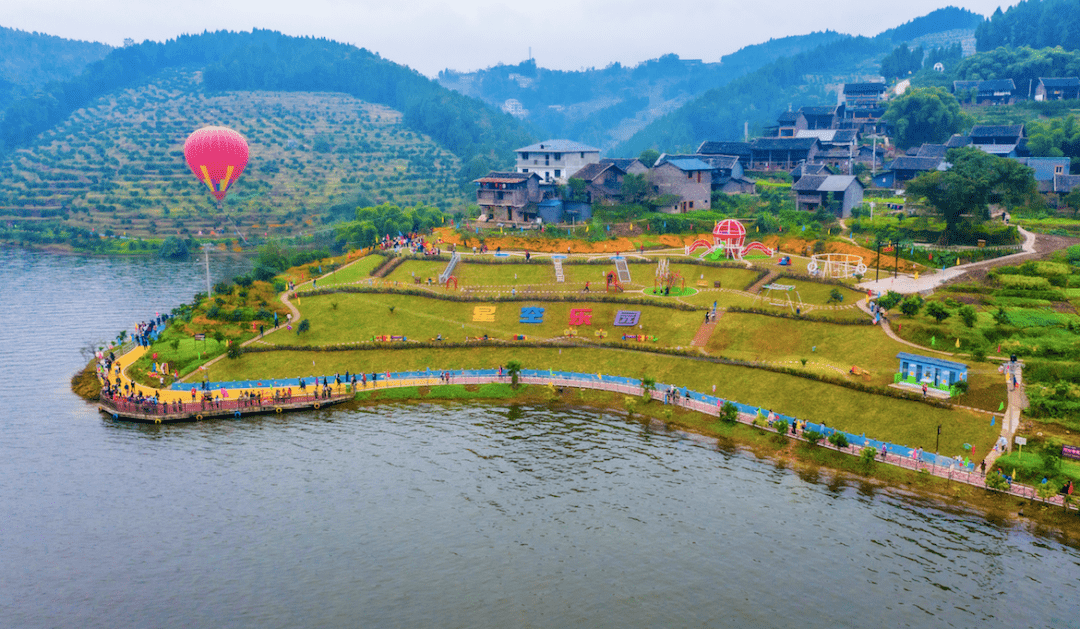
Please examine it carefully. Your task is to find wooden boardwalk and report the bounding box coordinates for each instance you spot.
[99,393,352,423]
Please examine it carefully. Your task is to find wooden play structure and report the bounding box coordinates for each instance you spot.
[654,258,685,293]
[758,283,803,312]
[605,270,624,292]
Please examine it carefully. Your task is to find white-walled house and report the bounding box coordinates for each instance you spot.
[516,139,600,184]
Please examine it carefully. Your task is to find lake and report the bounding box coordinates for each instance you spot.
[0,247,1076,629]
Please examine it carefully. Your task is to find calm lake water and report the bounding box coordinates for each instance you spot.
[1,247,1077,629]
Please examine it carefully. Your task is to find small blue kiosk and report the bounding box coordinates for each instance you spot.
[895,352,968,396]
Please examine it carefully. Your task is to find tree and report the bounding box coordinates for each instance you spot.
[641,376,656,403]
[993,307,1011,326]
[296,319,310,334]
[899,295,924,317]
[719,401,739,424]
[621,173,651,204]
[958,304,978,327]
[925,301,951,323]
[906,147,1036,244]
[882,87,972,150]
[506,360,522,388]
[213,330,226,347]
[639,149,660,168]
[985,469,1010,492]
[158,236,190,260]
[567,178,588,203]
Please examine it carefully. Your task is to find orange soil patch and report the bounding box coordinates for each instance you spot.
[433,227,722,254]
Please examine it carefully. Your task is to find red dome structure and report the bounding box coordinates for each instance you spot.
[712,219,746,257]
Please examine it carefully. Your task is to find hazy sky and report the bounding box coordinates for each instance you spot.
[2,0,1017,77]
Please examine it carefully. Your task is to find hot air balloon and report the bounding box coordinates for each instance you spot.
[183,126,249,202]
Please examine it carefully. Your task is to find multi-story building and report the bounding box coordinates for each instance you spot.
[515,139,600,184]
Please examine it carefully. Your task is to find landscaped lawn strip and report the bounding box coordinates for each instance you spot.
[209,346,997,459]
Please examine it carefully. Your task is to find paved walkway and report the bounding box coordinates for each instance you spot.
[856,226,1036,295]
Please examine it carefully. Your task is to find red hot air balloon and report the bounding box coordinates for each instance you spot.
[183,126,249,202]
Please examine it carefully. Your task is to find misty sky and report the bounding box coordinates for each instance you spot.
[2,0,1016,77]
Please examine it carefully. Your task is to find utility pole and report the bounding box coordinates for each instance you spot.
[894,240,900,279]
[875,239,882,281]
[202,243,212,299]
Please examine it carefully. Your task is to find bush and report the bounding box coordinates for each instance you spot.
[877,291,903,310]
[925,301,950,323]
[860,446,877,467]
[803,430,823,445]
[959,304,977,327]
[899,295,924,317]
[297,319,310,334]
[772,420,788,436]
[827,432,849,449]
[226,343,244,359]
[719,401,739,423]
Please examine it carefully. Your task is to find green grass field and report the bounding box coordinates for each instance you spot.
[318,255,388,287]
[270,292,702,346]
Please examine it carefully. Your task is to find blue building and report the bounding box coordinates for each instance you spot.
[895,352,968,394]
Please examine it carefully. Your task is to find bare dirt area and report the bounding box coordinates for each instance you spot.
[941,232,1080,287]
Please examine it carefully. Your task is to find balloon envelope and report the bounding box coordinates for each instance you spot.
[184,126,249,202]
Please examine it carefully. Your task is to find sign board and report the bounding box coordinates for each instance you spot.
[1063,445,1080,461]
[1014,436,1027,446]
[194,334,206,341]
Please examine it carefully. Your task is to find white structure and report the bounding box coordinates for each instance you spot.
[516,139,600,184]
[502,99,527,118]
[808,253,867,279]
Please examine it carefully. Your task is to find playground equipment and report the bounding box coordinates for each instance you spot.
[438,251,460,285]
[778,256,791,266]
[605,270,624,292]
[653,258,685,294]
[688,239,713,256]
[706,219,775,260]
[444,275,458,289]
[808,253,867,279]
[849,365,871,378]
[758,283,803,313]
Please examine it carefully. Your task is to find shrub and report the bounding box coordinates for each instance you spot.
[803,430,823,445]
[827,432,849,449]
[925,301,950,323]
[719,401,739,423]
[985,469,1010,492]
[297,319,310,334]
[624,396,638,416]
[958,305,977,327]
[226,344,244,359]
[877,290,903,310]
[772,420,788,436]
[899,295,924,317]
[860,446,877,467]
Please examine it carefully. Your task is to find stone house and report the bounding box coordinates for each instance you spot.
[474,171,544,223]
[648,158,713,213]
[1035,77,1080,101]
[792,175,863,218]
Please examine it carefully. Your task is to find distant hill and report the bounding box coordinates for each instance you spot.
[0,68,463,242]
[437,31,847,151]
[614,7,983,156]
[976,0,1080,52]
[0,25,111,110]
[0,30,535,181]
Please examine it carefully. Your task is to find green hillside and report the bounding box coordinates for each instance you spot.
[614,7,983,155]
[0,68,463,243]
[0,25,111,110]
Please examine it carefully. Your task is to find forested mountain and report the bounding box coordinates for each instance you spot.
[976,0,1080,52]
[0,25,111,110]
[437,31,847,151]
[614,7,983,156]
[0,30,534,179]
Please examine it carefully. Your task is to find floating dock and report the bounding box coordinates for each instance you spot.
[98,393,352,423]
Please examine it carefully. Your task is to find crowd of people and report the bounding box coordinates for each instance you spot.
[378,232,445,256]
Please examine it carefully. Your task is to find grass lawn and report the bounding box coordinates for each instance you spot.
[209,345,997,458]
[318,254,387,287]
[706,312,910,386]
[267,292,703,347]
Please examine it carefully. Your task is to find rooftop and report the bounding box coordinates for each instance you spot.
[516,139,600,153]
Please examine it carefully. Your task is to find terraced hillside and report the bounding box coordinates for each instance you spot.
[0,68,464,241]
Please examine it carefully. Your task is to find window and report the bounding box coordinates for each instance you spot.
[554,169,561,178]
[1056,165,1065,174]
[580,152,585,158]
[687,172,693,179]
[554,153,562,161]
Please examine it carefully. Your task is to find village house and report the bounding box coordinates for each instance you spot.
[838,82,887,132]
[569,162,626,203]
[791,174,864,218]
[599,157,648,175]
[648,158,713,213]
[952,79,1016,105]
[697,140,753,167]
[515,139,600,184]
[1015,157,1071,192]
[748,137,820,170]
[798,105,839,130]
[796,128,859,170]
[473,171,545,223]
[1034,77,1080,101]
[872,154,948,188]
[655,153,755,194]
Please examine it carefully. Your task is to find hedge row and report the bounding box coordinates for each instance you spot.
[726,306,874,325]
[301,285,702,310]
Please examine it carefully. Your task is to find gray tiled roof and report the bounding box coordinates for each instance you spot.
[970,124,1024,139]
[516,139,600,153]
[888,156,943,172]
[750,137,818,150]
[1039,77,1080,88]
